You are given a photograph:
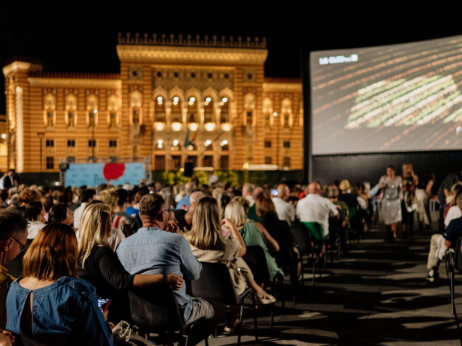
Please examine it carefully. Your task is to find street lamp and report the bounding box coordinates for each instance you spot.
[37,132,45,184]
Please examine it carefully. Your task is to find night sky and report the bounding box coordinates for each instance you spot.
[2,0,462,114]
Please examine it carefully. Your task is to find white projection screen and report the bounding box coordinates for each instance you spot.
[310,35,462,155]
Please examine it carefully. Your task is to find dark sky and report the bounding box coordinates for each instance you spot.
[2,0,462,114]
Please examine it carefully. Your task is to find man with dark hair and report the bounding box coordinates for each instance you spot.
[73,188,96,230]
[2,169,15,190]
[114,189,139,233]
[117,193,224,331]
[0,209,28,328]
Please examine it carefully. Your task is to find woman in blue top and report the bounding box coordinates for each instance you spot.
[6,223,114,346]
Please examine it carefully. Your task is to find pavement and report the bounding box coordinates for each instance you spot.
[198,224,462,346]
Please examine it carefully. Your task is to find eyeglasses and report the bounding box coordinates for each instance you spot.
[11,237,27,254]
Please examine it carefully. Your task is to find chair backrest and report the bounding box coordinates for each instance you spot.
[290,225,312,254]
[242,246,271,285]
[302,222,324,241]
[14,333,81,346]
[128,284,185,334]
[190,262,239,305]
[455,237,462,274]
[260,219,295,267]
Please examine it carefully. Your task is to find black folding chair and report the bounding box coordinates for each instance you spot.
[446,237,462,343]
[128,285,208,346]
[190,262,257,345]
[290,224,320,287]
[242,246,284,329]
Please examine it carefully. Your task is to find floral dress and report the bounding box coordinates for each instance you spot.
[379,175,403,225]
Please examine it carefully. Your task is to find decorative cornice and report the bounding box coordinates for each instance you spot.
[28,78,122,88]
[118,33,266,49]
[117,45,268,65]
[3,62,42,77]
[264,77,301,83]
[28,71,120,79]
[263,82,302,92]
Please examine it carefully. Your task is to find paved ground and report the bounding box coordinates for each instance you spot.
[199,224,462,346]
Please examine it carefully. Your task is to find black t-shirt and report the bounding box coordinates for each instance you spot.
[78,246,135,299]
[444,216,462,245]
[438,172,461,203]
[338,193,358,209]
[174,209,192,233]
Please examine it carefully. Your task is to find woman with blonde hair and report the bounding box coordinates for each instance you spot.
[78,204,183,323]
[225,200,283,280]
[401,162,418,237]
[185,197,274,333]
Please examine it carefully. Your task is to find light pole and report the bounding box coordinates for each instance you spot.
[273,112,279,169]
[37,132,45,185]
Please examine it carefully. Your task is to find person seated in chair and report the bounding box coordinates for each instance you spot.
[296,182,339,239]
[117,193,225,334]
[174,191,205,233]
[426,195,462,282]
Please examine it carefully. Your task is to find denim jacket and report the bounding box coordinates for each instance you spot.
[116,227,202,322]
[6,276,114,346]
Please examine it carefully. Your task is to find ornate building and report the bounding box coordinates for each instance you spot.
[2,34,303,173]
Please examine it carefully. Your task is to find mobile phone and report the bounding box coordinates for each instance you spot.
[98,297,111,312]
[271,189,278,197]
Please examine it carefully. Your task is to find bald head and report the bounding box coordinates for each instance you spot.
[252,187,264,202]
[190,191,205,207]
[277,184,289,200]
[185,182,193,195]
[307,182,321,195]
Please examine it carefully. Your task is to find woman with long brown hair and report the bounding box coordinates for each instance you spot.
[5,223,114,345]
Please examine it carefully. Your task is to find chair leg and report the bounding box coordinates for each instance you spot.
[312,253,316,287]
[253,297,259,341]
[237,303,245,346]
[280,278,285,312]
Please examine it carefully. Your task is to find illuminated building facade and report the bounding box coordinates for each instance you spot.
[2,34,303,173]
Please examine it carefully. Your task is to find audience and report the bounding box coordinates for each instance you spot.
[98,190,133,237]
[225,200,283,280]
[117,193,225,331]
[243,182,255,207]
[338,180,358,210]
[0,209,28,329]
[73,188,96,230]
[176,182,194,210]
[6,223,114,345]
[297,182,339,238]
[445,186,462,227]
[174,191,205,233]
[78,203,183,322]
[114,189,140,233]
[426,195,462,281]
[272,184,295,225]
[16,188,42,218]
[25,201,46,239]
[47,203,74,226]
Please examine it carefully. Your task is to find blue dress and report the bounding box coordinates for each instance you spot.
[6,276,114,346]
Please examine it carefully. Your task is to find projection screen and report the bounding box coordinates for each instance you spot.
[310,35,462,155]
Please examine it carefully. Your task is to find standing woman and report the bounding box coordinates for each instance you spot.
[416,172,435,229]
[401,163,417,236]
[379,165,403,239]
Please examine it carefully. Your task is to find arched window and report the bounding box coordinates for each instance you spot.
[187,96,198,131]
[86,94,99,129]
[281,98,292,129]
[220,96,229,124]
[107,95,118,129]
[44,94,56,128]
[65,94,77,129]
[130,91,142,125]
[155,96,166,123]
[171,96,183,131]
[244,93,255,126]
[263,98,273,130]
[171,139,181,152]
[204,96,215,131]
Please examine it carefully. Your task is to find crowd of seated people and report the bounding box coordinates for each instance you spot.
[0,164,452,344]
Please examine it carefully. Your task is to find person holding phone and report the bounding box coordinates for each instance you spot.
[6,223,115,345]
[78,204,183,323]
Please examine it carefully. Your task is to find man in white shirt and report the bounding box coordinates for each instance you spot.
[296,182,339,237]
[73,188,95,230]
[272,184,295,225]
[243,182,256,207]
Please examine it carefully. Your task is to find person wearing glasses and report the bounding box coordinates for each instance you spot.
[0,209,28,329]
[117,193,225,335]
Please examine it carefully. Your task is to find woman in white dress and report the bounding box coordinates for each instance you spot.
[379,165,403,239]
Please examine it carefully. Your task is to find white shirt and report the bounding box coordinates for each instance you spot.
[208,174,218,185]
[27,220,46,239]
[445,206,462,227]
[73,202,87,230]
[296,194,339,237]
[245,195,255,207]
[272,197,295,225]
[357,196,367,210]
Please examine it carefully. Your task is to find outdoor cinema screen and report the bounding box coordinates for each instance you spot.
[310,35,462,155]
